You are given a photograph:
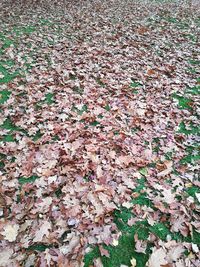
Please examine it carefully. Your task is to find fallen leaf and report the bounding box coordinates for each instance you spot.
[130,257,137,267]
[2,224,19,242]
[99,245,110,257]
[0,249,13,266]
[147,248,168,267]
[33,221,51,242]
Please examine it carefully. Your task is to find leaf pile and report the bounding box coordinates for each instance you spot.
[0,0,200,266]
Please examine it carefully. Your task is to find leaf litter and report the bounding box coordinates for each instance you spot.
[0,0,200,266]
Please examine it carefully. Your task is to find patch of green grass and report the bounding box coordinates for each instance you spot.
[150,222,170,240]
[0,71,19,84]
[104,104,111,111]
[113,130,119,135]
[185,186,200,198]
[165,151,173,160]
[134,177,147,193]
[173,94,193,110]
[148,162,156,168]
[52,135,60,141]
[35,93,55,108]
[0,90,11,104]
[72,86,84,95]
[55,188,62,198]
[39,18,52,26]
[18,175,39,185]
[114,207,135,230]
[166,17,179,23]
[0,64,8,75]
[0,161,5,170]
[131,193,153,208]
[131,127,139,134]
[0,134,15,142]
[180,154,200,164]
[32,130,43,141]
[187,67,198,74]
[101,234,150,267]
[96,78,105,87]
[0,117,19,131]
[139,167,148,176]
[77,104,88,115]
[84,220,151,267]
[69,73,76,80]
[0,117,27,135]
[130,80,142,88]
[45,93,55,105]
[27,243,52,252]
[1,38,14,50]
[0,59,15,67]
[98,114,104,119]
[178,122,199,135]
[193,231,200,244]
[13,26,36,36]
[84,247,101,267]
[177,22,190,30]
[185,86,200,95]
[188,60,200,65]
[90,120,100,126]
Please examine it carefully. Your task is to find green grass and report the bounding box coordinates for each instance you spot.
[131,193,153,208]
[186,186,200,198]
[27,243,52,252]
[130,81,142,88]
[45,93,55,105]
[104,104,111,111]
[0,90,11,104]
[178,122,199,135]
[18,175,39,185]
[185,86,200,95]
[32,130,43,141]
[173,94,193,110]
[180,154,200,164]
[188,60,200,65]
[84,175,152,267]
[0,134,15,142]
[84,217,151,267]
[0,117,27,135]
[76,104,88,115]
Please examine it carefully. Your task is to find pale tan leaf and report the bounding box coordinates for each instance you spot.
[2,224,19,242]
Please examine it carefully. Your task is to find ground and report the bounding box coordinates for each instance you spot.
[0,0,200,266]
